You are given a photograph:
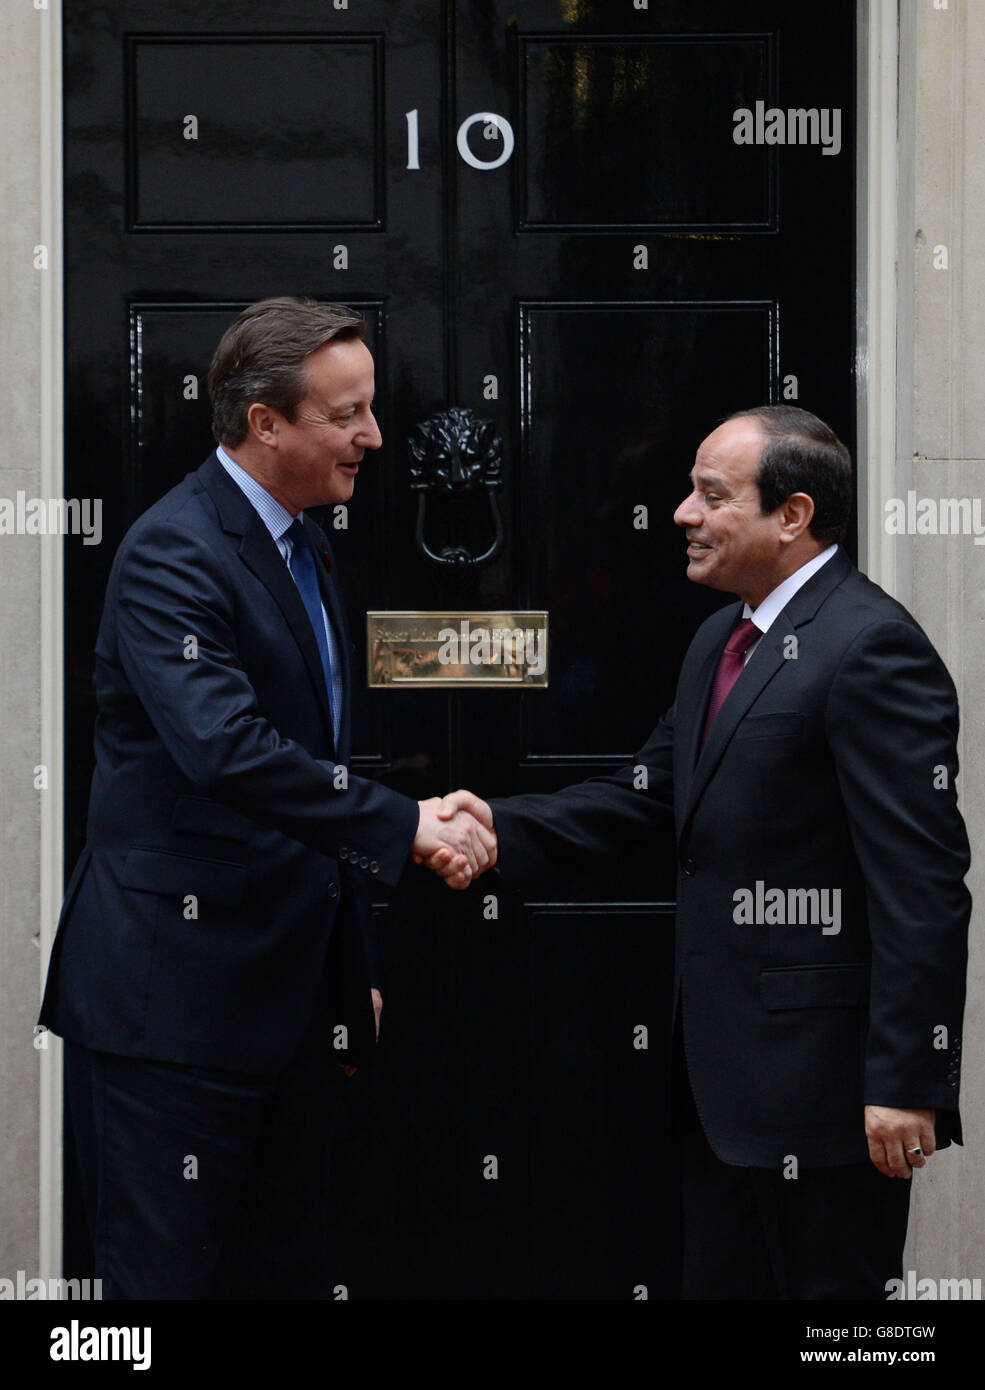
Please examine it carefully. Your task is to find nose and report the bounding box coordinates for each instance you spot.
[674,490,702,528]
[360,409,383,451]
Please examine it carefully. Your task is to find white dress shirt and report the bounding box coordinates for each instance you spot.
[741,544,838,663]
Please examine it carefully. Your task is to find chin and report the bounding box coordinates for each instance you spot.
[320,481,356,507]
[687,560,725,590]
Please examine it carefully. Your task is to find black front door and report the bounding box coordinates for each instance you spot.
[64,0,857,1297]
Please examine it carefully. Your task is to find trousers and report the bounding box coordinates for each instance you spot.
[672,1025,912,1300]
[64,1006,340,1300]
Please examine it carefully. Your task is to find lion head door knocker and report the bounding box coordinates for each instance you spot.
[408,407,504,572]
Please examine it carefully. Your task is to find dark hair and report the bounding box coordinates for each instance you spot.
[208,297,365,446]
[726,405,853,546]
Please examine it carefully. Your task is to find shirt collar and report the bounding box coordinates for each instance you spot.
[742,544,838,635]
[215,444,299,544]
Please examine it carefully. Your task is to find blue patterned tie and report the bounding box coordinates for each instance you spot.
[286,519,341,745]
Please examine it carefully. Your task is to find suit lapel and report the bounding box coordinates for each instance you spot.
[198,453,338,753]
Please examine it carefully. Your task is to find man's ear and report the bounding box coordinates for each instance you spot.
[778,491,815,544]
[246,400,280,448]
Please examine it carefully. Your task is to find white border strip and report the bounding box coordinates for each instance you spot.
[858,0,901,596]
[39,0,65,1286]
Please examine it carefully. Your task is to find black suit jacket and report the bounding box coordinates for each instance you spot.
[40,452,420,1072]
[490,549,971,1166]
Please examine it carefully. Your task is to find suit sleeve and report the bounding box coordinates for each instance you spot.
[113,517,420,887]
[826,617,971,1113]
[489,704,676,890]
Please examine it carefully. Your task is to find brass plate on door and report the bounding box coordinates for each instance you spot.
[368,612,548,688]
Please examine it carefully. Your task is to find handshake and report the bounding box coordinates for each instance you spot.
[413,791,496,890]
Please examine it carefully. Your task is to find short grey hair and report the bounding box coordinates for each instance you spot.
[207,296,365,447]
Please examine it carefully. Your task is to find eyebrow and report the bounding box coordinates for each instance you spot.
[690,469,730,491]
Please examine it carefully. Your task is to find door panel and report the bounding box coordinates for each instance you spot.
[63,0,857,1297]
[128,36,384,229]
[518,301,771,760]
[519,35,774,230]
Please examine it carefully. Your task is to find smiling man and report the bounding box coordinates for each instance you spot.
[39,297,494,1298]
[432,405,971,1300]
[678,412,824,606]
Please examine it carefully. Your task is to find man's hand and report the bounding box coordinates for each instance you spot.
[372,987,382,1041]
[339,988,384,1078]
[865,1105,936,1178]
[415,790,497,890]
[413,796,497,890]
[438,789,495,831]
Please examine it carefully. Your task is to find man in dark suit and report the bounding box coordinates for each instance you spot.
[40,297,494,1299]
[429,406,971,1299]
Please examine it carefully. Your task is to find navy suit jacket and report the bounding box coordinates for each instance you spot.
[40,452,420,1073]
[490,549,971,1167]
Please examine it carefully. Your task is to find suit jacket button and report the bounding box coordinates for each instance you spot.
[339,848,349,861]
[327,882,339,899]
[369,860,380,874]
[682,856,697,877]
[359,855,370,869]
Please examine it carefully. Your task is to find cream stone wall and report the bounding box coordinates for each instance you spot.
[902,0,985,1282]
[0,4,44,1278]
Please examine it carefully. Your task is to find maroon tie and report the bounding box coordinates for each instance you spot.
[701,617,761,746]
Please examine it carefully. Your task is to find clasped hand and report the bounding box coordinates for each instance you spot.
[413,791,496,890]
